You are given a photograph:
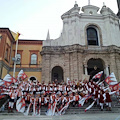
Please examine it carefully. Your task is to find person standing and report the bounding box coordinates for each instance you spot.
[8,88,17,112]
[99,90,105,111]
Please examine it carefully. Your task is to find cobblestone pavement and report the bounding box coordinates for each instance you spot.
[0,113,120,120]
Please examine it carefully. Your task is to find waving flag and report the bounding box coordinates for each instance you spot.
[4,81,12,86]
[15,32,20,41]
[92,71,103,80]
[78,94,92,107]
[109,83,120,91]
[0,74,17,86]
[17,70,27,80]
[85,100,96,112]
[24,103,32,116]
[58,101,70,115]
[52,101,57,116]
[0,79,4,86]
[16,97,25,113]
[3,74,17,83]
[46,103,52,116]
[105,72,118,85]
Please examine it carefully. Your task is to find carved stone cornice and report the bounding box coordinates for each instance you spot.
[41,44,120,55]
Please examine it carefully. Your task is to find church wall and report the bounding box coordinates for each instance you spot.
[109,53,120,81]
[41,51,87,83]
[64,53,70,81]
[44,4,120,47]
[41,54,51,83]
[116,54,120,80]
[41,45,120,83]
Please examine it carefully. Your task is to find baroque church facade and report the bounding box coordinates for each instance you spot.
[0,1,120,83]
[41,2,120,83]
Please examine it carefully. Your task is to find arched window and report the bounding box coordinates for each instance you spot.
[31,54,37,64]
[16,54,21,64]
[87,27,98,45]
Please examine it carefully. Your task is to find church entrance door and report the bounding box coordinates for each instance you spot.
[51,66,64,83]
[87,58,104,80]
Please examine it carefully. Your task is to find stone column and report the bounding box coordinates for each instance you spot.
[64,53,70,82]
[72,52,79,80]
[105,65,109,77]
[84,64,88,75]
[110,54,118,80]
[78,53,83,80]
[42,54,50,83]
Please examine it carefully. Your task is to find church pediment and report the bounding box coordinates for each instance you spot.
[61,3,80,19]
[81,5,100,15]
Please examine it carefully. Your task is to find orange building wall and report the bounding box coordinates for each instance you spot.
[10,40,43,82]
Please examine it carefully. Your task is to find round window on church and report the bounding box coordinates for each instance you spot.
[89,11,93,15]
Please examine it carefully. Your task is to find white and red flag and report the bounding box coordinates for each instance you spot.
[0,79,4,86]
[3,74,17,83]
[0,74,18,86]
[46,103,52,116]
[58,101,70,115]
[78,94,92,107]
[85,100,96,112]
[17,70,27,80]
[92,71,103,80]
[105,72,118,85]
[109,82,120,92]
[16,97,26,113]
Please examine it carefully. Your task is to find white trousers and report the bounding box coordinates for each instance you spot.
[100,103,103,109]
[9,102,14,108]
[106,102,111,107]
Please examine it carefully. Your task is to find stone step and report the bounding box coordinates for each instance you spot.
[1,106,120,116]
[1,97,120,115]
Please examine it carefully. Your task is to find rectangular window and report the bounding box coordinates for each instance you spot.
[31,54,37,64]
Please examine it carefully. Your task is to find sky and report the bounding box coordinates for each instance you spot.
[0,0,118,40]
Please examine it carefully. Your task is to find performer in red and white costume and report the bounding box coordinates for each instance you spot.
[50,92,56,103]
[94,87,99,106]
[73,92,81,106]
[45,94,50,106]
[99,90,105,111]
[25,93,31,107]
[8,88,17,112]
[105,90,116,111]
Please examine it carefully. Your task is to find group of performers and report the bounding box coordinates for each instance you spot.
[0,78,118,116]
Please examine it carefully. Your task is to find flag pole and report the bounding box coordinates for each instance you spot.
[13,32,20,78]
[13,39,18,78]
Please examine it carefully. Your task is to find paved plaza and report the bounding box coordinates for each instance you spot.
[0,113,120,120]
